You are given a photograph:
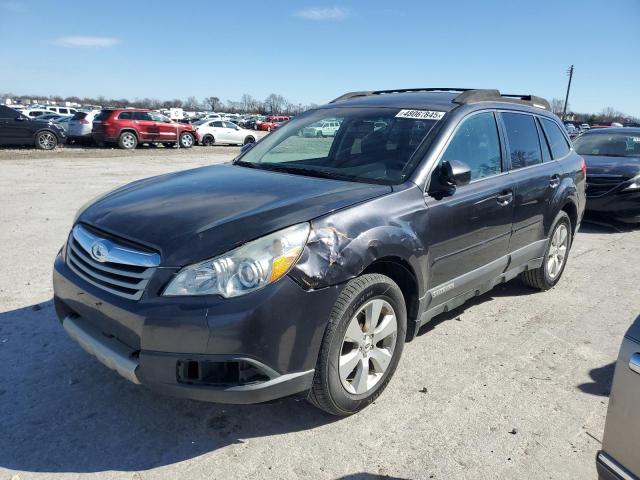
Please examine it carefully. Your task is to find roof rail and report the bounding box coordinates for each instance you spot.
[330,88,472,103]
[329,88,551,111]
[453,89,551,110]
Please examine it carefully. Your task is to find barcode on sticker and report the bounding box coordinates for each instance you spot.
[395,109,445,120]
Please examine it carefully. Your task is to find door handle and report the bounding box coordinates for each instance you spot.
[549,174,561,188]
[496,191,513,206]
[630,352,640,375]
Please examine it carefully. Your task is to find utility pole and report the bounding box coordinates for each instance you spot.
[562,65,574,121]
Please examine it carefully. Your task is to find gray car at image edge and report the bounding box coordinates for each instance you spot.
[597,314,640,480]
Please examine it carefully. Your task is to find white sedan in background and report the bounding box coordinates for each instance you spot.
[196,120,257,146]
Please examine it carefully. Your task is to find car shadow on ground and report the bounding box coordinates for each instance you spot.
[579,217,639,234]
[0,300,338,474]
[577,362,616,397]
[416,280,537,337]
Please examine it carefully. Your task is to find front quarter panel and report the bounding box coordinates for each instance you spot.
[289,184,428,294]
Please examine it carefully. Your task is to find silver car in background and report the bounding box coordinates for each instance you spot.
[597,314,640,480]
[67,110,101,144]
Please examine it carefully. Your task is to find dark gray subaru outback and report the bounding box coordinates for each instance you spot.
[53,88,586,415]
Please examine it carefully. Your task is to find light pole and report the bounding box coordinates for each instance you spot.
[562,65,574,121]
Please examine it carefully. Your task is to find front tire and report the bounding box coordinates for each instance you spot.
[243,135,255,145]
[521,210,572,290]
[178,132,194,148]
[118,131,138,150]
[35,131,58,150]
[308,274,407,416]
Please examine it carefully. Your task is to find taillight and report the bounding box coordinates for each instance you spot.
[579,158,587,177]
[80,119,89,124]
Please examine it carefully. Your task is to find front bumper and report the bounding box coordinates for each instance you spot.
[586,191,640,223]
[53,253,342,403]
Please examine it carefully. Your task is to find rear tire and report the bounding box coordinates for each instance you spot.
[202,135,215,146]
[35,131,58,150]
[308,274,406,416]
[178,132,194,148]
[118,131,137,150]
[521,210,572,290]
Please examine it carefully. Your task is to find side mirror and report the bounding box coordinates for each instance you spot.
[240,142,255,154]
[440,160,471,187]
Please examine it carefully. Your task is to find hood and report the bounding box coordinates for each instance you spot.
[78,164,391,266]
[583,154,640,178]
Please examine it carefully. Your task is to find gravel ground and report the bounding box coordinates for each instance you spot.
[0,147,639,480]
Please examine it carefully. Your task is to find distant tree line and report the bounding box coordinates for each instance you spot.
[2,91,638,124]
[0,92,319,115]
[549,98,639,126]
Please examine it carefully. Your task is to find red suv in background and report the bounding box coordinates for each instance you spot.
[258,115,290,132]
[92,109,199,149]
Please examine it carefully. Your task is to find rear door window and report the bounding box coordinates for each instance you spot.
[94,110,112,122]
[118,111,133,120]
[440,111,502,181]
[535,118,552,162]
[501,112,542,169]
[540,118,571,159]
[132,112,152,121]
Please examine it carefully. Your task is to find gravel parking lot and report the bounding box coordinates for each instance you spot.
[1,146,639,480]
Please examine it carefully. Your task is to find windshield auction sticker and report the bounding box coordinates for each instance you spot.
[395,109,445,120]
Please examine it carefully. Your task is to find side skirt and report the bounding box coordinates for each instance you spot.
[411,239,547,338]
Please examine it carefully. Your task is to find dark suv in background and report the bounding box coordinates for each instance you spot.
[53,88,585,415]
[92,109,199,149]
[0,105,66,150]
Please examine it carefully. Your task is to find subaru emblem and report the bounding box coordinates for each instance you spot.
[90,241,109,263]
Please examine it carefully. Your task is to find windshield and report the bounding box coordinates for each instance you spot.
[235,107,440,184]
[574,132,640,158]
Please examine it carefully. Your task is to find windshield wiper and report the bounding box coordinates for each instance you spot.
[235,161,358,182]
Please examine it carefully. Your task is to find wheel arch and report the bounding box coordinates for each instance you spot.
[560,199,578,239]
[362,257,420,342]
[118,128,139,140]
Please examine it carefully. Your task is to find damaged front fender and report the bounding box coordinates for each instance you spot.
[288,187,429,292]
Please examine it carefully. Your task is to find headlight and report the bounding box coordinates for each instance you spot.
[163,223,310,298]
[623,175,640,191]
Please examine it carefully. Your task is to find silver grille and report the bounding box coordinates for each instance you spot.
[66,224,160,300]
[586,173,630,198]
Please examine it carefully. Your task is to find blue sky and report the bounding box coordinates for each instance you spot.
[1,0,639,116]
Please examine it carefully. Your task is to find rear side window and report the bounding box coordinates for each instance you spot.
[540,118,571,159]
[441,111,502,181]
[71,112,87,120]
[132,112,151,121]
[0,106,16,118]
[501,113,542,169]
[94,110,112,121]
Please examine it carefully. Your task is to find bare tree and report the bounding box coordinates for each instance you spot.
[204,96,220,111]
[550,98,567,116]
[240,94,258,113]
[183,96,200,111]
[264,93,287,114]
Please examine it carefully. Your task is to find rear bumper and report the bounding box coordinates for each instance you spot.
[597,451,639,480]
[92,132,118,143]
[53,252,341,404]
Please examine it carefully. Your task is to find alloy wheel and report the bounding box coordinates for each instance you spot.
[339,298,398,395]
[547,223,568,279]
[181,133,193,147]
[38,132,56,149]
[122,133,136,149]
